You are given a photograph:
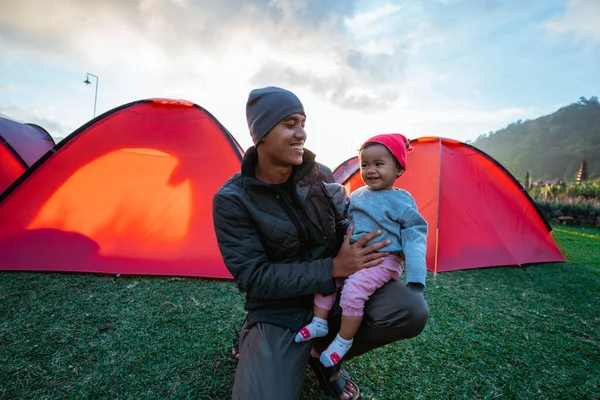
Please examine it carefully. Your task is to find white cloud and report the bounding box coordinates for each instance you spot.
[544,0,600,42]
[0,84,15,91]
[344,3,404,38]
[0,0,411,112]
[0,102,73,140]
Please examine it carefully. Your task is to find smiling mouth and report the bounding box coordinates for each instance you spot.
[291,144,304,151]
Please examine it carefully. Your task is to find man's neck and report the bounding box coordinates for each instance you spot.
[255,162,293,184]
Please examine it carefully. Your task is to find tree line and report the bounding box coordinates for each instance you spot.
[471,96,600,182]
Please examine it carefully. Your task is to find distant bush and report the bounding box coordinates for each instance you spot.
[529,180,600,226]
[534,197,600,217]
[565,181,600,198]
[529,179,600,201]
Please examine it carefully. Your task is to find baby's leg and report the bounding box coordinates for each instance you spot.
[340,256,402,318]
[295,293,336,343]
[319,317,360,367]
[320,258,401,367]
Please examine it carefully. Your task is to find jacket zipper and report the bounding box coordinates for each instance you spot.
[276,189,312,261]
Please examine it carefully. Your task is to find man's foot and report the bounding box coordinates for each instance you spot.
[309,349,360,399]
[331,370,360,400]
[294,317,328,343]
[319,334,353,367]
[231,336,240,361]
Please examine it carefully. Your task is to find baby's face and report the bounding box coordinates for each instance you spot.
[359,144,402,190]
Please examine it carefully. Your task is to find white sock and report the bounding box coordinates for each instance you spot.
[295,317,328,343]
[319,333,353,367]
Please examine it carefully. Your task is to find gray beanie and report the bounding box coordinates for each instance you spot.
[246,86,305,145]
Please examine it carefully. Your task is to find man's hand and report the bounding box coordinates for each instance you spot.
[332,226,391,278]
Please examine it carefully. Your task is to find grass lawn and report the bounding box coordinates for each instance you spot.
[1,225,599,399]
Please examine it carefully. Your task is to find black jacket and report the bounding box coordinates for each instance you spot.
[212,147,348,330]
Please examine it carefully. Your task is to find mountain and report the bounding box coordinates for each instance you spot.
[470,97,600,182]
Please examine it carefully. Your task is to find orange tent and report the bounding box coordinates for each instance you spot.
[334,136,564,273]
[0,117,55,193]
[0,99,242,278]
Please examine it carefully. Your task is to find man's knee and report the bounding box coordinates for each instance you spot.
[404,299,429,338]
[363,280,429,337]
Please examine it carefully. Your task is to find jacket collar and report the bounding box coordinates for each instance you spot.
[241,146,316,182]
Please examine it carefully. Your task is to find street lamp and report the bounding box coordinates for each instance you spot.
[83,72,99,118]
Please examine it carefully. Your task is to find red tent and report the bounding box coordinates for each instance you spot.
[0,117,55,193]
[334,136,564,273]
[333,156,359,187]
[0,99,242,278]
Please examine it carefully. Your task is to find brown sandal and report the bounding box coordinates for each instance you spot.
[308,357,360,399]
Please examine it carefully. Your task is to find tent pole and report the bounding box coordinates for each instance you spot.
[434,138,443,276]
[434,228,439,275]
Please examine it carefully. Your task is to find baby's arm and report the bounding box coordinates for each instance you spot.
[399,206,428,290]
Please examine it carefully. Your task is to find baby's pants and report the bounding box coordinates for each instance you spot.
[314,255,404,317]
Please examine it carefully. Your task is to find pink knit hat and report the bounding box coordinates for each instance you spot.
[360,133,413,170]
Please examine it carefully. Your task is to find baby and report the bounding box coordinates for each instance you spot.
[295,133,428,367]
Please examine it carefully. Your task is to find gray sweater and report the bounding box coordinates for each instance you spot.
[324,183,428,286]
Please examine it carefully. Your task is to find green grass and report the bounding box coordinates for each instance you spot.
[1,225,599,399]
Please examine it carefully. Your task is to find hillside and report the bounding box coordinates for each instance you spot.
[471,97,600,182]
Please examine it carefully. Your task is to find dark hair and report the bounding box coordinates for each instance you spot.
[359,142,404,172]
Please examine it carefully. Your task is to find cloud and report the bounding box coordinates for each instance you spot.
[344,3,404,36]
[0,0,414,111]
[0,0,358,61]
[0,84,15,91]
[0,102,73,139]
[247,2,412,111]
[544,0,600,42]
[250,48,406,112]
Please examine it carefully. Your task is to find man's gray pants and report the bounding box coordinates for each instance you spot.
[232,280,429,399]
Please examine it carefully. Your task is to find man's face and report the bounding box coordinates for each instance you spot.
[260,113,307,166]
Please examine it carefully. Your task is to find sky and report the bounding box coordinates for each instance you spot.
[1,0,599,169]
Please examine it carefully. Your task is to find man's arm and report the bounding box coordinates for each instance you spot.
[321,182,350,248]
[213,193,337,299]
